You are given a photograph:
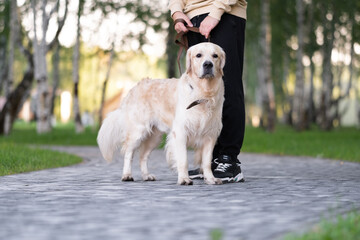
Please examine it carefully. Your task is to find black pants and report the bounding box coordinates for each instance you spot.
[187,13,246,159]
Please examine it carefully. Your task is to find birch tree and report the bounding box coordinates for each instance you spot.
[31,0,68,134]
[0,0,35,135]
[304,2,317,128]
[0,0,9,95]
[2,0,17,135]
[292,0,305,131]
[49,40,60,121]
[72,0,85,133]
[257,0,276,131]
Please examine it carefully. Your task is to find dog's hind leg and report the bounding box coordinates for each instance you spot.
[139,128,163,181]
[121,126,150,181]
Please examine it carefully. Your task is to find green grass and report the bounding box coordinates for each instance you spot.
[243,125,360,163]
[208,212,360,240]
[0,142,82,176]
[284,211,360,240]
[0,121,98,146]
[1,122,359,163]
[0,121,90,176]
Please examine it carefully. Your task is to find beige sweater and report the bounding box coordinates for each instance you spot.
[168,0,247,21]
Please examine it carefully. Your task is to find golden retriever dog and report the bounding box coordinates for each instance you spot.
[97,42,225,185]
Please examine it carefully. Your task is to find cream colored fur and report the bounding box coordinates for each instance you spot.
[97,42,225,185]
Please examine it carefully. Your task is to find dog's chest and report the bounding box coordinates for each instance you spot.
[185,104,221,135]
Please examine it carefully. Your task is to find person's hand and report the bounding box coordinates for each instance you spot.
[172,11,193,33]
[199,16,219,39]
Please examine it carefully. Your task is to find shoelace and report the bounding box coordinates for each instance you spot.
[215,163,232,172]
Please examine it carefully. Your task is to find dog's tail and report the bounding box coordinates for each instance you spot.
[97,109,124,162]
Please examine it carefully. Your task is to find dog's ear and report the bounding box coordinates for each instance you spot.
[219,49,226,76]
[186,48,192,74]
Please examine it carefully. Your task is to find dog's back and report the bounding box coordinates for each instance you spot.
[97,78,178,162]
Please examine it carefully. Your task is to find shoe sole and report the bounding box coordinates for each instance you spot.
[189,173,245,183]
[221,173,245,184]
[234,172,245,182]
[189,174,204,180]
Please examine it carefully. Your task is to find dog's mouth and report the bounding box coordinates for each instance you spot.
[201,61,214,79]
[200,71,214,79]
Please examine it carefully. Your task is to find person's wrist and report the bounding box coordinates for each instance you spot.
[172,11,183,20]
[209,9,224,21]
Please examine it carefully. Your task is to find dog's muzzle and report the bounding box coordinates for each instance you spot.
[201,61,214,79]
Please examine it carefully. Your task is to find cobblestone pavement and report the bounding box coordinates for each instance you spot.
[1,146,359,240]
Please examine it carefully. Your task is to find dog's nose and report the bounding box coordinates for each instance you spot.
[203,61,213,69]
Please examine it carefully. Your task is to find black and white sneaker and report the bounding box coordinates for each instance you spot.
[188,159,219,180]
[188,168,203,180]
[189,156,244,183]
[213,155,244,183]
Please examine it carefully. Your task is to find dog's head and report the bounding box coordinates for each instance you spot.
[186,42,226,79]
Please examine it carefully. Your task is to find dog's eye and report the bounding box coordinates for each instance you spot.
[196,53,202,58]
[213,54,218,58]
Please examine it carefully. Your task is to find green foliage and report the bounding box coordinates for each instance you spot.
[0,142,82,176]
[210,229,224,240]
[284,211,360,240]
[242,125,360,162]
[0,0,10,37]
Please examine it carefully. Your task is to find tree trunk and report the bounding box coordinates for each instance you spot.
[72,0,84,133]
[0,60,34,135]
[0,35,7,95]
[258,0,276,132]
[292,0,306,131]
[307,56,315,126]
[3,0,18,135]
[0,0,35,136]
[31,0,68,134]
[0,0,9,94]
[356,82,360,128]
[50,40,60,121]
[305,0,315,129]
[331,21,355,126]
[32,0,52,134]
[318,6,335,130]
[99,46,115,125]
[281,53,293,125]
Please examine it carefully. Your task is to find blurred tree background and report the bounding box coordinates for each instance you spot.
[0,0,359,136]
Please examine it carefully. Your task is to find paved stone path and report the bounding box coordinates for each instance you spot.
[1,146,359,240]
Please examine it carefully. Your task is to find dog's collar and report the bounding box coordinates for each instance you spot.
[186,99,208,110]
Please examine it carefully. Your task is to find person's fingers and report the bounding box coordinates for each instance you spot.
[199,16,219,38]
[205,31,210,39]
[175,22,188,33]
[184,18,193,27]
[199,25,211,39]
[173,11,193,29]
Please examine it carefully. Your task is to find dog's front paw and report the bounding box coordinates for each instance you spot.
[121,175,134,181]
[205,177,223,185]
[142,174,156,181]
[178,178,193,185]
